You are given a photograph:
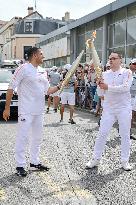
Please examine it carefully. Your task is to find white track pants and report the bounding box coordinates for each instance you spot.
[15,114,43,167]
[93,109,132,162]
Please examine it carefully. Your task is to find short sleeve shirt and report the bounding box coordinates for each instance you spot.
[49,71,60,86]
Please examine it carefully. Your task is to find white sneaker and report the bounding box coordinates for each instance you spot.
[90,109,95,113]
[121,161,132,171]
[86,159,100,169]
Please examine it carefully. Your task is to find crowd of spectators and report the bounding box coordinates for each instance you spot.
[74,62,103,115]
[46,59,135,119]
[45,61,103,116]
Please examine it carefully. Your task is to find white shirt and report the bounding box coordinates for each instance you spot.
[49,71,60,86]
[130,72,136,98]
[97,67,132,112]
[9,63,49,115]
[90,72,97,86]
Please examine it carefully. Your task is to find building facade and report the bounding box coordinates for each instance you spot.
[0,7,68,62]
[0,17,21,63]
[37,0,136,67]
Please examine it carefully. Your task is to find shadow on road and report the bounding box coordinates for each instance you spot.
[44,122,74,127]
[63,167,124,195]
[0,117,17,124]
[0,173,25,189]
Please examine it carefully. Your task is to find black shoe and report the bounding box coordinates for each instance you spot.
[16,167,27,177]
[30,163,50,171]
[54,108,57,113]
[68,119,76,124]
[98,118,100,126]
[46,108,49,113]
[130,135,136,140]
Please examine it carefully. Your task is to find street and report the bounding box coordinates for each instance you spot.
[0,108,136,205]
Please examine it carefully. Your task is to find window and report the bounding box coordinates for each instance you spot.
[24,21,33,33]
[55,57,67,67]
[77,34,85,54]
[94,29,103,50]
[77,25,85,35]
[126,44,136,65]
[86,21,94,32]
[127,18,136,44]
[110,8,126,23]
[94,17,103,29]
[77,34,85,62]
[24,46,32,59]
[108,25,114,48]
[127,4,136,18]
[114,22,126,46]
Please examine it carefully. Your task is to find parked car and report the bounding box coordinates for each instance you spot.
[0,60,18,74]
[0,70,18,118]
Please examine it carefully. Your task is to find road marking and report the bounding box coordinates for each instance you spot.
[38,172,97,204]
[37,158,97,204]
[0,189,5,200]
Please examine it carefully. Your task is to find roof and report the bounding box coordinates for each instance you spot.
[37,0,136,43]
[23,11,43,20]
[0,20,8,26]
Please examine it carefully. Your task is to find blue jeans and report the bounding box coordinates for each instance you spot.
[91,85,97,109]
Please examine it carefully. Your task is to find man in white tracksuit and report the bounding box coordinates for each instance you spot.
[86,52,133,171]
[3,47,61,177]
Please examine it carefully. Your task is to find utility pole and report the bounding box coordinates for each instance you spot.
[34,0,37,11]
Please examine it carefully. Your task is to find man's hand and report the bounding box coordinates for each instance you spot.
[3,108,10,121]
[99,82,108,90]
[96,77,104,85]
[58,81,63,87]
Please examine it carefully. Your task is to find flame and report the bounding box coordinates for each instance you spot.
[92,30,96,38]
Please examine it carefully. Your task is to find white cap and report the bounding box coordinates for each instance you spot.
[130,58,136,64]
[63,64,72,71]
[52,66,57,71]
[106,62,110,67]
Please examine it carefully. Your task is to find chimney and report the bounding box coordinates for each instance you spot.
[62,17,65,21]
[64,12,70,21]
[27,7,34,15]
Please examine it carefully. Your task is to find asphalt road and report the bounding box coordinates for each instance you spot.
[0,108,136,205]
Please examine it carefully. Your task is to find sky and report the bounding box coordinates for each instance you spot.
[0,0,115,21]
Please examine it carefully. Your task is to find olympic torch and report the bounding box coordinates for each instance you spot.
[59,50,84,94]
[86,31,102,79]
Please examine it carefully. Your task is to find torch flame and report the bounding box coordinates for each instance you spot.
[92,30,96,38]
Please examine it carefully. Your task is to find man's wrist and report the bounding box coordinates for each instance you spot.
[5,104,10,110]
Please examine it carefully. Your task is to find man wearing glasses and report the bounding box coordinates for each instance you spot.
[86,52,133,171]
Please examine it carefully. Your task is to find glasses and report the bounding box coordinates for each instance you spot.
[109,57,119,61]
[132,63,136,65]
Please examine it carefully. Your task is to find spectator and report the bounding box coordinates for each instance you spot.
[88,62,97,112]
[129,58,136,140]
[46,66,61,113]
[60,64,77,124]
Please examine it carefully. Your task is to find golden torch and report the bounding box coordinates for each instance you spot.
[86,31,102,79]
[59,50,84,94]
[59,31,102,94]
